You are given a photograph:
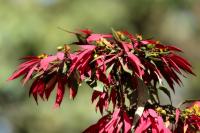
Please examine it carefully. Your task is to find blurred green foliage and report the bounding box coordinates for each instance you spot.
[0,0,200,132]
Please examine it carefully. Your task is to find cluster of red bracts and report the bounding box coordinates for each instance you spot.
[8,29,197,133]
[92,89,117,115]
[138,40,195,90]
[135,109,171,133]
[176,102,200,133]
[83,107,132,133]
[8,51,80,107]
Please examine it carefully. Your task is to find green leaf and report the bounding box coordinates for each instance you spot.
[62,62,68,74]
[106,63,115,77]
[93,80,104,92]
[132,77,149,129]
[90,55,105,63]
[32,71,44,79]
[111,28,121,42]
[178,99,200,107]
[158,86,172,104]
[118,57,132,75]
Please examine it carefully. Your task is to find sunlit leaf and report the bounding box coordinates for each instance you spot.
[132,77,149,129]
[93,80,104,92]
[158,86,172,104]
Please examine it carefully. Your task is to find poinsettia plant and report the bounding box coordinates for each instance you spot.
[8,28,200,133]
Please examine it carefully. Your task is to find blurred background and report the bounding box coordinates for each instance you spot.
[0,0,200,132]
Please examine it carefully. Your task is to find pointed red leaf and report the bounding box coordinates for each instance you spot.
[69,87,77,100]
[170,54,195,75]
[167,45,183,52]
[79,29,92,35]
[92,91,101,103]
[79,45,96,50]
[116,122,123,133]
[148,109,158,118]
[167,57,182,74]
[40,56,57,71]
[56,52,65,60]
[175,109,180,124]
[18,59,39,69]
[87,34,112,42]
[45,75,57,100]
[29,79,41,104]
[54,77,65,107]
[23,64,38,85]
[123,112,131,133]
[68,49,94,76]
[8,65,30,80]
[127,52,142,77]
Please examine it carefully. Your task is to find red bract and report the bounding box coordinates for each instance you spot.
[79,29,93,35]
[8,55,42,84]
[68,45,96,79]
[8,52,65,83]
[92,91,109,114]
[127,52,143,78]
[84,107,132,133]
[87,34,112,43]
[176,102,200,133]
[92,89,117,114]
[185,115,200,132]
[8,51,80,106]
[135,109,171,133]
[137,39,195,90]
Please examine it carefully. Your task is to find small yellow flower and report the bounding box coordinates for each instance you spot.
[38,53,48,59]
[57,46,64,51]
[136,34,143,40]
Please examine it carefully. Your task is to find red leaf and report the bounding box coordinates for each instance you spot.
[110,89,117,108]
[79,45,96,50]
[167,45,183,52]
[167,57,182,74]
[79,29,92,35]
[141,40,157,45]
[135,117,151,133]
[112,108,120,120]
[175,109,180,124]
[92,91,101,103]
[148,109,158,118]
[159,66,175,91]
[116,122,123,133]
[45,75,57,100]
[98,53,121,68]
[87,34,112,42]
[54,77,65,108]
[8,65,30,80]
[40,56,57,71]
[83,124,97,133]
[68,49,94,76]
[29,79,43,104]
[161,57,182,86]
[37,80,45,99]
[121,42,130,52]
[122,31,137,44]
[69,87,77,100]
[20,56,39,60]
[170,54,195,75]
[123,112,131,133]
[18,59,39,69]
[127,52,142,77]
[23,64,37,85]
[171,54,191,67]
[56,52,65,60]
